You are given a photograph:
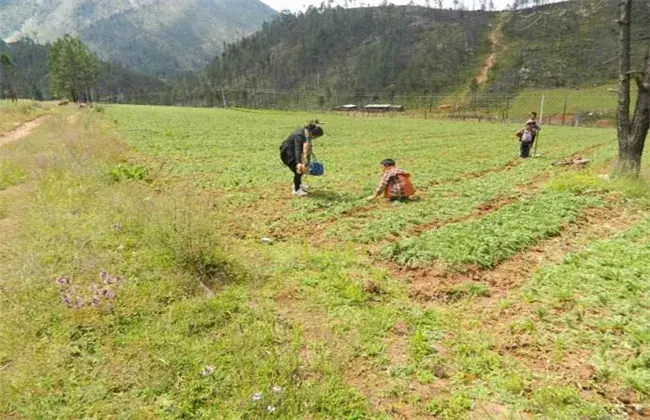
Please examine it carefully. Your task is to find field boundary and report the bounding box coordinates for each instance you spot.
[0,115,49,147]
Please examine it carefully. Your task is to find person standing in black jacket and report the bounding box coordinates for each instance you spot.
[279,122,324,197]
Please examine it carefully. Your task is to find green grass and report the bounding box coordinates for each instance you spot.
[1,105,649,417]
[0,112,369,417]
[509,84,634,120]
[516,216,650,397]
[0,100,50,133]
[0,160,27,190]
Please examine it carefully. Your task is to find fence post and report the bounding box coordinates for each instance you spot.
[561,96,568,126]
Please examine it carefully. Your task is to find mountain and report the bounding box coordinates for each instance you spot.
[0,0,277,76]
[174,1,649,109]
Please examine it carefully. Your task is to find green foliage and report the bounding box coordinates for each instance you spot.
[526,386,607,417]
[0,111,369,418]
[3,104,649,417]
[0,39,49,99]
[427,393,473,418]
[384,192,600,268]
[491,0,649,93]
[174,1,644,110]
[49,35,100,102]
[0,160,27,190]
[0,52,17,100]
[517,215,650,399]
[108,163,149,182]
[180,6,492,107]
[0,38,168,102]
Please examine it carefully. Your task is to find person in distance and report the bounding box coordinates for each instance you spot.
[516,119,537,158]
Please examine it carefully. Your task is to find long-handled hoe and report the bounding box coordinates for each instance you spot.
[532,94,544,158]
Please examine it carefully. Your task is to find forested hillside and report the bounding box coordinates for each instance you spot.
[0,0,276,76]
[0,39,49,99]
[0,39,168,101]
[487,0,650,93]
[174,0,649,109]
[185,6,493,106]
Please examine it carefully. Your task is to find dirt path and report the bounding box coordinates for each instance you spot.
[475,21,507,86]
[0,116,48,148]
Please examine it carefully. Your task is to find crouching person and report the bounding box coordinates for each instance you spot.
[367,159,415,202]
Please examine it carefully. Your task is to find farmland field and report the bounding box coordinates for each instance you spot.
[1,105,649,418]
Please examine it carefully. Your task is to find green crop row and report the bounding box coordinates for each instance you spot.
[510,216,650,397]
[384,192,601,269]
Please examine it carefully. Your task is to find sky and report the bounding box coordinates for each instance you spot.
[259,0,517,12]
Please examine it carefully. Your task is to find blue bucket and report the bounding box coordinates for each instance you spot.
[308,161,324,176]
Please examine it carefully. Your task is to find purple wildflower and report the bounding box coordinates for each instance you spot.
[100,270,111,284]
[251,392,263,402]
[100,270,124,285]
[56,277,70,287]
[200,365,216,376]
[61,295,73,307]
[272,386,283,394]
[74,298,86,309]
[102,288,116,299]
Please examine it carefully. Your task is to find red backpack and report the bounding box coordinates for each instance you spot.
[385,172,415,198]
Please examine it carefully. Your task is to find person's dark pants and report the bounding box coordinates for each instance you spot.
[520,141,532,158]
[281,154,303,192]
[288,163,302,191]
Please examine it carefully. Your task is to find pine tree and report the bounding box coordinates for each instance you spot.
[49,35,99,103]
[0,54,18,101]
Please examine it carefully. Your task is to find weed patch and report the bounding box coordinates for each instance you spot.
[108,163,150,182]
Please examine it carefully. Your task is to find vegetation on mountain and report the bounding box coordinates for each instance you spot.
[173,5,493,107]
[169,1,649,111]
[487,0,650,93]
[0,0,276,76]
[0,53,17,101]
[49,35,100,102]
[0,37,169,102]
[0,39,49,100]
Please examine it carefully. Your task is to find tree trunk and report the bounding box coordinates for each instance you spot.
[615,0,650,177]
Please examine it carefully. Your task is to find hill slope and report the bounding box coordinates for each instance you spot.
[486,0,650,93]
[176,1,648,108]
[0,0,276,76]
[185,6,493,106]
